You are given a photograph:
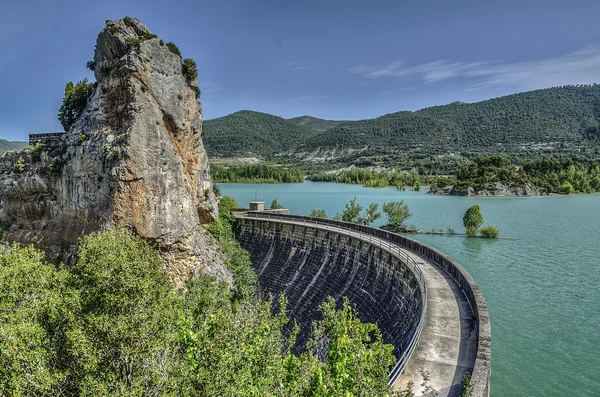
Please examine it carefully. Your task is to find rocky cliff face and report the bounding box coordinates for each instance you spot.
[0,18,231,287]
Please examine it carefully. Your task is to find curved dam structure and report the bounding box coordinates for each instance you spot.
[235,211,491,397]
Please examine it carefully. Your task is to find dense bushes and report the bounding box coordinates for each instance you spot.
[211,164,304,183]
[0,216,399,396]
[58,79,96,131]
[453,155,600,194]
[166,42,181,57]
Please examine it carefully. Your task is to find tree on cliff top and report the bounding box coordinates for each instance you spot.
[463,205,484,236]
[58,79,96,131]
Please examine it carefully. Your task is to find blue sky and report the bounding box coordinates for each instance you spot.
[2,0,600,141]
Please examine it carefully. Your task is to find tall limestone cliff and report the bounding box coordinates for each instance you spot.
[0,18,232,286]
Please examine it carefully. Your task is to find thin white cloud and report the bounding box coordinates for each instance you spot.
[348,45,600,89]
[288,62,309,71]
[284,95,328,103]
[200,81,223,94]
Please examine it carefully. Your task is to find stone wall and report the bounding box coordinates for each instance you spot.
[237,218,425,363]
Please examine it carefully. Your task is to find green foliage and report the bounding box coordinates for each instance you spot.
[270,198,284,209]
[14,156,25,172]
[0,231,183,396]
[311,167,424,189]
[479,225,500,238]
[182,58,198,82]
[125,33,157,46]
[85,59,96,71]
[382,201,412,230]
[166,42,181,57]
[460,372,474,397]
[0,243,68,395]
[211,164,304,183]
[466,226,478,237]
[1,208,398,396]
[78,131,88,144]
[287,115,347,132]
[207,196,257,298]
[58,79,95,132]
[309,209,327,218]
[31,142,44,161]
[559,181,576,194]
[305,297,395,396]
[341,196,362,223]
[191,85,200,99]
[67,230,183,395]
[122,16,134,26]
[463,205,484,235]
[361,203,382,225]
[448,155,600,194]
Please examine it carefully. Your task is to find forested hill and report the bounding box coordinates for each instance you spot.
[0,139,28,153]
[203,110,325,158]
[204,85,600,163]
[288,116,347,132]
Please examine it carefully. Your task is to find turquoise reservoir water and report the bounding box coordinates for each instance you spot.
[219,181,600,397]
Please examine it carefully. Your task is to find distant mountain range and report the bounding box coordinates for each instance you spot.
[0,139,28,153]
[203,85,600,164]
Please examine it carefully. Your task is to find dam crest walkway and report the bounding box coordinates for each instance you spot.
[234,211,491,397]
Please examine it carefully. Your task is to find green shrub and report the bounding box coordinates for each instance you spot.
[191,85,200,99]
[166,42,181,57]
[479,225,500,238]
[31,142,44,161]
[559,181,575,194]
[270,198,283,209]
[466,226,478,237]
[122,16,134,26]
[182,58,198,82]
[58,79,95,131]
[309,209,327,218]
[463,205,484,235]
[78,131,88,144]
[86,59,96,71]
[14,156,25,173]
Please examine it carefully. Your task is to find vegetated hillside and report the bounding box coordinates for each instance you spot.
[205,85,600,164]
[299,85,600,161]
[0,139,28,153]
[203,110,322,158]
[288,116,347,132]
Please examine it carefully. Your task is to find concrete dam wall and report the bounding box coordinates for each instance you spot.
[236,217,426,374]
[237,212,491,397]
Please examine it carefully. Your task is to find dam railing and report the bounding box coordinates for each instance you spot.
[241,211,491,397]
[238,211,427,386]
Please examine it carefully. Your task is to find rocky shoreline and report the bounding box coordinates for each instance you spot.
[428,181,547,197]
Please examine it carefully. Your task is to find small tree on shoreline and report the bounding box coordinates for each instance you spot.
[341,197,363,223]
[360,203,382,225]
[463,205,483,236]
[382,201,412,231]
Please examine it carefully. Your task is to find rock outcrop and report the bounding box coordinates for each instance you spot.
[429,182,545,197]
[0,18,231,286]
